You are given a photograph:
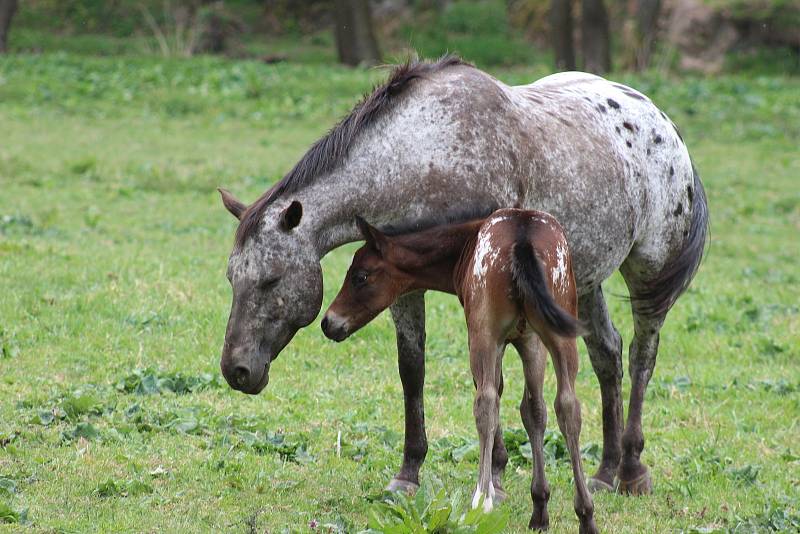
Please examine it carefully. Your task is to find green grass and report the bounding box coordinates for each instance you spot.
[1,51,799,533]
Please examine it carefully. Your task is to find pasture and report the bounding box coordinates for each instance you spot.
[1,53,799,532]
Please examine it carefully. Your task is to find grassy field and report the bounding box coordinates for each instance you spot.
[1,51,799,533]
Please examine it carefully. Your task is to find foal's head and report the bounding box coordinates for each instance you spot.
[322,217,415,341]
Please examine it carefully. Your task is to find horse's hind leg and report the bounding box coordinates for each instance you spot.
[616,299,667,495]
[387,291,428,493]
[579,286,624,491]
[513,336,550,530]
[546,336,598,534]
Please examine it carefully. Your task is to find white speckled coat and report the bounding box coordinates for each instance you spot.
[219,59,708,498]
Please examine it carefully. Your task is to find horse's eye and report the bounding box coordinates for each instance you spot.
[352,270,369,287]
[259,276,280,291]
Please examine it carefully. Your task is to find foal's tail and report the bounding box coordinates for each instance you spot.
[510,238,583,338]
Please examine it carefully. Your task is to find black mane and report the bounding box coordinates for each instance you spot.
[235,54,471,247]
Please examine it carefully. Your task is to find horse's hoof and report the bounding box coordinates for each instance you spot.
[528,509,549,531]
[493,486,508,503]
[616,468,652,495]
[587,476,615,493]
[385,477,419,494]
[579,519,599,534]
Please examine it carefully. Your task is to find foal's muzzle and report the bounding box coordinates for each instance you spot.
[321,313,350,342]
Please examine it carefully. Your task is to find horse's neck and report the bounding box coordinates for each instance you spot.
[296,169,492,259]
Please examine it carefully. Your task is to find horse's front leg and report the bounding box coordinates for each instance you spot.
[386,290,428,493]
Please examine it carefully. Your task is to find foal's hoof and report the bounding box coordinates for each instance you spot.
[587,476,615,494]
[616,468,652,495]
[385,477,419,494]
[492,486,508,503]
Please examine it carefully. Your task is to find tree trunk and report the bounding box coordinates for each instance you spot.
[0,0,18,54]
[635,0,661,70]
[550,0,576,70]
[581,0,611,74]
[334,0,381,67]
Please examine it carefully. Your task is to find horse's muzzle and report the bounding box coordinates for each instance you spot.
[220,351,270,394]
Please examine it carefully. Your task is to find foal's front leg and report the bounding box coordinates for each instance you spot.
[469,332,504,512]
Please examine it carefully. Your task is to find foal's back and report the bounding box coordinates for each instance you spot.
[457,208,579,343]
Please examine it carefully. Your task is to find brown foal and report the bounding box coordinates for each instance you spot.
[322,208,597,533]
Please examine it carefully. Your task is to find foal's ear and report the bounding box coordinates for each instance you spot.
[279,200,303,231]
[218,188,247,220]
[355,216,387,254]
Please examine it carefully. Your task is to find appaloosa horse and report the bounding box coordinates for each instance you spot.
[322,210,597,532]
[218,56,708,499]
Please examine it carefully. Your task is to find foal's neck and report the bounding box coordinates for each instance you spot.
[394,219,484,294]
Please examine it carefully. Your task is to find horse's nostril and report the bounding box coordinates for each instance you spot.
[233,365,250,387]
[321,316,329,331]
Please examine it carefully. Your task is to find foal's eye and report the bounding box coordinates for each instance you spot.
[351,270,369,287]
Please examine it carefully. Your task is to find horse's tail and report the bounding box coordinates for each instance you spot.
[510,234,583,338]
[634,165,709,317]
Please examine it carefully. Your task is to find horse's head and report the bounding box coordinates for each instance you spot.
[322,217,415,341]
[218,189,323,394]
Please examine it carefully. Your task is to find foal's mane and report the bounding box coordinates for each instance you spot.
[235,54,472,247]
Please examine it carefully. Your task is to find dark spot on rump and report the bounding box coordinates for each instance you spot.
[647,148,651,155]
[670,165,675,177]
[626,141,632,148]
[607,98,620,109]
[687,185,694,204]
[683,230,689,237]
[583,96,592,102]
[597,103,607,113]
[653,134,663,144]
[558,117,572,127]
[673,202,683,216]
[623,121,635,131]
[615,126,621,134]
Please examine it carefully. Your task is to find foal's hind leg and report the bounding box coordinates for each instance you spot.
[469,332,504,512]
[579,286,624,492]
[491,369,509,502]
[513,336,550,530]
[546,336,598,534]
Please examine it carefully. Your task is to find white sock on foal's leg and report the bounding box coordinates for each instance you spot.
[471,481,496,512]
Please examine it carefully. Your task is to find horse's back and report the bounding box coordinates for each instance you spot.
[398,65,702,293]
[505,71,696,290]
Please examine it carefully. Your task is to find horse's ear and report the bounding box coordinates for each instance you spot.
[355,216,386,254]
[279,200,303,231]
[218,188,246,220]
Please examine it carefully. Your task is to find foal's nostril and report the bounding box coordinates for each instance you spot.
[233,365,250,387]
[321,316,329,332]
